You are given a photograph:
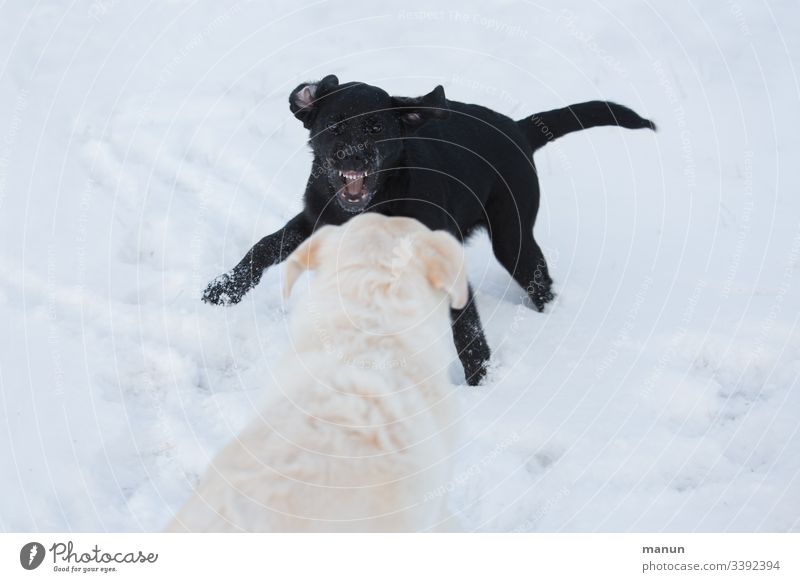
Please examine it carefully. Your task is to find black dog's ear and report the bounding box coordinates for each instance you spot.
[289,74,340,129]
[390,85,449,127]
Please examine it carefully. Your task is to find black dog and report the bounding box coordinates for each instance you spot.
[203,75,655,385]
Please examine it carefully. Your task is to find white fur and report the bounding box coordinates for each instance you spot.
[167,214,467,532]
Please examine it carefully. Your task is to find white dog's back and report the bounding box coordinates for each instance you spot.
[169,353,455,532]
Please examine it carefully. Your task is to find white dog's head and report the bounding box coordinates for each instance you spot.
[283,214,468,310]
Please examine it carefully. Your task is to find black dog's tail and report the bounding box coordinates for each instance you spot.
[518,101,656,152]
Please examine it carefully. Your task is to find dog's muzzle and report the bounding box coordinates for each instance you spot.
[330,167,379,213]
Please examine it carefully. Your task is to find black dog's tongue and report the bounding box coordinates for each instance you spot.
[345,176,364,196]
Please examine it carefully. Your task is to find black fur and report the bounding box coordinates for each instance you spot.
[203,75,655,385]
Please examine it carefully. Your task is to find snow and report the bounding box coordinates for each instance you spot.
[1,0,798,532]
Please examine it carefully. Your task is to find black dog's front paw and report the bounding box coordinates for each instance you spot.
[531,284,555,312]
[464,358,489,386]
[202,271,251,305]
[461,342,492,387]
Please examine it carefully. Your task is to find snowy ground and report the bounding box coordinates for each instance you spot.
[1,0,798,532]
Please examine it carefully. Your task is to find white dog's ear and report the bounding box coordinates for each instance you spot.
[283,227,334,299]
[418,231,469,309]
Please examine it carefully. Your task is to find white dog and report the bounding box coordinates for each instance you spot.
[167,214,468,532]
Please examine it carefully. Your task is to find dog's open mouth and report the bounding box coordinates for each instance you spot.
[332,169,376,212]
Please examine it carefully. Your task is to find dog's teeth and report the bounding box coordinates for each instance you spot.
[340,170,369,180]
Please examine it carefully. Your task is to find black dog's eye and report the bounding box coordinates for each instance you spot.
[366,123,382,134]
[327,120,343,135]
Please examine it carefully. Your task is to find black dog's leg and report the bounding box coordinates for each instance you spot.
[493,234,554,312]
[522,236,554,311]
[202,212,312,305]
[450,284,491,386]
[485,169,555,312]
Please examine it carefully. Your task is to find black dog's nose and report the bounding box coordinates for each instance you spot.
[335,143,370,170]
